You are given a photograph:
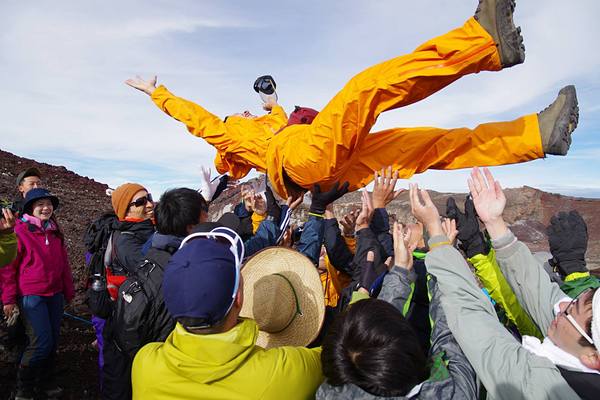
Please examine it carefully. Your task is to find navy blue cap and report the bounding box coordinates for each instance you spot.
[23,188,59,215]
[163,237,240,326]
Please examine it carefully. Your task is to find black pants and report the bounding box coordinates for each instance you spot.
[101,337,132,400]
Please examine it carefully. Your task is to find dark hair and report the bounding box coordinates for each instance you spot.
[321,299,428,397]
[155,188,208,237]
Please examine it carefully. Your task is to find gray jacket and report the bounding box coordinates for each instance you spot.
[425,230,580,399]
[317,264,478,399]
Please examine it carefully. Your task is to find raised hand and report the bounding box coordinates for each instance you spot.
[252,193,267,216]
[446,196,490,258]
[198,166,220,202]
[547,210,588,277]
[286,195,304,212]
[441,218,458,245]
[393,222,413,269]
[340,210,359,237]
[467,167,508,239]
[0,208,16,232]
[355,191,374,231]
[467,167,505,224]
[409,183,443,237]
[125,75,158,96]
[309,181,350,216]
[372,166,404,208]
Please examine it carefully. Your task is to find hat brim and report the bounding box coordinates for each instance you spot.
[240,247,325,349]
[23,194,59,215]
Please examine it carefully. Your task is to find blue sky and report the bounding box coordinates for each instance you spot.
[1,0,599,197]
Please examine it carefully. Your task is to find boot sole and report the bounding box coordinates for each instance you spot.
[476,0,525,67]
[548,85,579,156]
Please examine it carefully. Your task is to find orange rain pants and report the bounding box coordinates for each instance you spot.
[152,17,544,198]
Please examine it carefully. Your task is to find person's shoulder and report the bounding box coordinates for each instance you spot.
[133,341,164,368]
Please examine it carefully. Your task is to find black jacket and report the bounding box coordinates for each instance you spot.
[110,219,155,275]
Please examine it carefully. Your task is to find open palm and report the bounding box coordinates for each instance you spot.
[467,167,505,223]
[125,75,157,95]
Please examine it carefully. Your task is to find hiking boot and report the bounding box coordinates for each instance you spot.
[13,392,34,400]
[38,355,64,399]
[538,85,579,156]
[474,0,525,67]
[14,365,36,400]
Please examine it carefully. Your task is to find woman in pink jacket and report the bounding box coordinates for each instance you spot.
[1,188,74,399]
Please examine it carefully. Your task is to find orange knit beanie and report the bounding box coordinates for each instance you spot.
[111,183,146,220]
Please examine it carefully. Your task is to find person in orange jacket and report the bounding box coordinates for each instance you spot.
[127,0,579,200]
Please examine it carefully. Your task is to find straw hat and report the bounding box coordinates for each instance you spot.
[240,247,325,349]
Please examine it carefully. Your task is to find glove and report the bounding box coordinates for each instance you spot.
[359,251,378,295]
[265,186,282,224]
[211,175,229,202]
[547,210,588,277]
[309,181,350,215]
[5,306,20,327]
[446,196,489,258]
[198,166,220,202]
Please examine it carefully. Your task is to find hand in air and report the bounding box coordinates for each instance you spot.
[125,75,158,96]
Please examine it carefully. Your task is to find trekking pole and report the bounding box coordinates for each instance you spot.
[63,311,93,326]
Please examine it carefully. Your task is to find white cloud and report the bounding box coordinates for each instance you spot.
[1,0,599,197]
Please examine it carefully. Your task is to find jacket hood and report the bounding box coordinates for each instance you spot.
[163,319,259,384]
[151,233,183,253]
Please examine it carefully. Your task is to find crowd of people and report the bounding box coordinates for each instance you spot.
[2,0,599,398]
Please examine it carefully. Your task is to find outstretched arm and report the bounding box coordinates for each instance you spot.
[126,75,233,152]
[469,167,564,333]
[410,182,576,400]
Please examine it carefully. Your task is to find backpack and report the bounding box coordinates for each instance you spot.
[83,212,119,317]
[112,247,174,358]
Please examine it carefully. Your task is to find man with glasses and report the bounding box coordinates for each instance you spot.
[102,182,156,400]
[102,188,208,400]
[409,167,600,399]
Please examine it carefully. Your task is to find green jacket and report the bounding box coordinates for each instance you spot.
[0,231,17,268]
[469,249,542,338]
[132,320,323,400]
[425,231,579,400]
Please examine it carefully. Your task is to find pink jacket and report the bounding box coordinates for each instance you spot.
[0,215,75,305]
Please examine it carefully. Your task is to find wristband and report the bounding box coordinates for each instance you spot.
[308,212,324,218]
[429,241,451,250]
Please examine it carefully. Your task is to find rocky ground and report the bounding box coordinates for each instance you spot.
[0,148,599,397]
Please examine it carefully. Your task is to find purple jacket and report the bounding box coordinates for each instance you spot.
[0,215,74,305]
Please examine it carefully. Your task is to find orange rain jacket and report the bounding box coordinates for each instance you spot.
[151,18,543,198]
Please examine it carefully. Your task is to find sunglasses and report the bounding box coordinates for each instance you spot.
[563,288,594,345]
[129,193,153,208]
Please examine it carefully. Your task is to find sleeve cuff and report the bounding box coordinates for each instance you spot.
[491,230,516,250]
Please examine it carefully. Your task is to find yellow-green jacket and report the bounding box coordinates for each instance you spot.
[469,249,542,338]
[0,231,17,267]
[132,319,323,400]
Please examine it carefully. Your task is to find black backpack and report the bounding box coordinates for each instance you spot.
[83,212,119,317]
[112,247,175,358]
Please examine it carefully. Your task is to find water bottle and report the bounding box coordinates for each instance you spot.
[91,274,106,292]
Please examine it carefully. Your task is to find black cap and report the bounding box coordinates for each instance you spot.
[16,167,42,187]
